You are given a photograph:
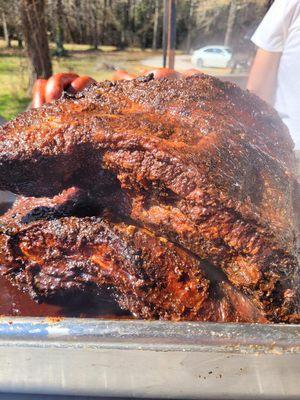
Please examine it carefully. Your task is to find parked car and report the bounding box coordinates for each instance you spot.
[191,45,233,68]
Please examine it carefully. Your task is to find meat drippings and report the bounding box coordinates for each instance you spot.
[0,276,130,318]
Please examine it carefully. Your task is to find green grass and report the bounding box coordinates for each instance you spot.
[0,94,29,120]
[0,50,30,120]
[0,40,159,120]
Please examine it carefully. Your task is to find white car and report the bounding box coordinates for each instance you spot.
[191,45,233,68]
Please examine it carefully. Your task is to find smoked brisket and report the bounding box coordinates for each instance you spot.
[0,74,298,321]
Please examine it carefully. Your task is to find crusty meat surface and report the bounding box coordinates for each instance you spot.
[0,74,298,322]
[0,195,267,322]
[0,187,103,230]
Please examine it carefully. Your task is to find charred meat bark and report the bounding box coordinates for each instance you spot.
[0,74,298,321]
[0,195,267,322]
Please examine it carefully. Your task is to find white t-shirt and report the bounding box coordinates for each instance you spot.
[252,0,300,149]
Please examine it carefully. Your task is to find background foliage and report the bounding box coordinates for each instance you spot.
[1,0,267,52]
[0,0,268,119]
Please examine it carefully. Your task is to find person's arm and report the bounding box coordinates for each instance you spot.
[247,48,282,105]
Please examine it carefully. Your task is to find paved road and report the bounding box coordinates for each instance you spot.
[141,54,230,75]
[141,54,248,89]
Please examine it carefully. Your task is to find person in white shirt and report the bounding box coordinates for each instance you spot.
[247,0,300,154]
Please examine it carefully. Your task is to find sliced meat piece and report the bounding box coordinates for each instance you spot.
[0,196,267,322]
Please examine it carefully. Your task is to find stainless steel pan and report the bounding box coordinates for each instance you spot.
[0,318,299,399]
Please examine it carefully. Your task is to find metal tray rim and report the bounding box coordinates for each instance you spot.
[0,317,299,354]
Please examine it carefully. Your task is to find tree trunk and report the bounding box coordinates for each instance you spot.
[2,12,11,48]
[73,0,84,43]
[100,0,107,45]
[54,0,66,57]
[224,0,237,47]
[91,1,99,50]
[17,35,23,48]
[19,0,52,89]
[185,0,195,54]
[152,0,159,50]
[117,1,128,50]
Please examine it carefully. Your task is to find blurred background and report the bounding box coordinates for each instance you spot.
[0,0,267,121]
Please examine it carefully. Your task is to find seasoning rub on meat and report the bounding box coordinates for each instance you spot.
[0,74,298,322]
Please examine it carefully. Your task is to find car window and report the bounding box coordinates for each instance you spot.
[214,49,223,54]
[204,48,214,53]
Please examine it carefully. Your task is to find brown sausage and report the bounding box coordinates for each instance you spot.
[45,72,79,103]
[32,79,47,108]
[112,70,137,81]
[67,76,96,94]
[181,68,202,77]
[145,67,181,79]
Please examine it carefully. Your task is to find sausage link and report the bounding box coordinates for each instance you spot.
[32,79,47,108]
[144,68,181,79]
[112,70,137,81]
[67,76,96,94]
[45,72,79,103]
[181,68,201,77]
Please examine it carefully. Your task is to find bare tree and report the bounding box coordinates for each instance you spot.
[1,11,10,47]
[73,0,85,43]
[12,0,24,48]
[100,0,108,45]
[54,0,66,56]
[90,0,102,50]
[152,0,159,50]
[0,0,268,56]
[224,0,237,47]
[185,0,196,54]
[19,0,52,87]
